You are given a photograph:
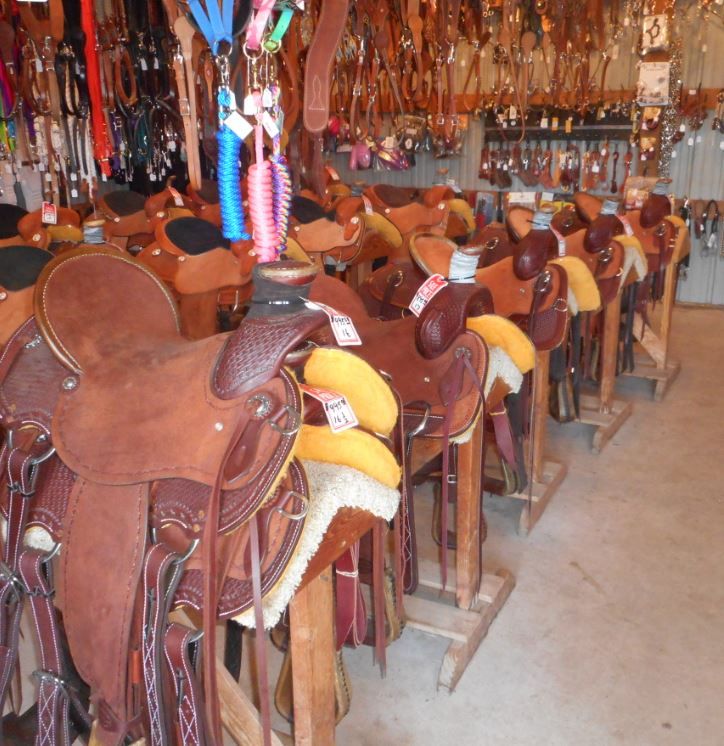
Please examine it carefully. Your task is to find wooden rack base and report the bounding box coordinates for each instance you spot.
[507,459,568,535]
[578,392,634,455]
[622,352,681,402]
[405,559,515,692]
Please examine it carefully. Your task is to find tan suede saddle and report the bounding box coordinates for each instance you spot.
[0,250,334,744]
[137,215,253,339]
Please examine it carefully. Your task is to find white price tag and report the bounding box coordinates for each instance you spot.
[304,301,362,346]
[140,58,148,71]
[687,137,694,146]
[261,111,280,138]
[243,93,257,116]
[70,172,78,181]
[541,191,554,202]
[592,163,600,173]
[41,201,57,225]
[71,188,79,198]
[540,116,548,128]
[38,162,45,172]
[168,186,185,207]
[300,385,359,433]
[44,173,52,183]
[551,226,567,257]
[361,195,374,215]
[409,274,448,317]
[223,111,253,140]
[262,87,274,108]
[620,215,634,237]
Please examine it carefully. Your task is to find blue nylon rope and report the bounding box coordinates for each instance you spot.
[217,125,250,241]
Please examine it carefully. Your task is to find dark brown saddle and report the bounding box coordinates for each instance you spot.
[98,189,154,249]
[509,205,625,304]
[0,250,330,744]
[309,273,489,592]
[0,204,28,246]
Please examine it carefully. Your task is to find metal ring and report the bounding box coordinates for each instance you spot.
[277,491,309,521]
[172,538,200,566]
[268,405,301,436]
[405,401,432,439]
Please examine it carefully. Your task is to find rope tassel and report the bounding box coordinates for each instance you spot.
[217,124,250,242]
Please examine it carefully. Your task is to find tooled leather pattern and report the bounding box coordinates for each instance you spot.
[152,370,301,535]
[415,284,494,360]
[172,460,307,618]
[0,455,76,540]
[0,319,67,429]
[213,311,326,399]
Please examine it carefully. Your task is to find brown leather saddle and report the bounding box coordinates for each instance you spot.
[0,250,331,744]
[186,178,223,227]
[310,273,489,592]
[137,215,253,339]
[509,206,625,305]
[364,184,455,251]
[97,189,155,250]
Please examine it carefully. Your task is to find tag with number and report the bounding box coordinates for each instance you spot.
[168,186,184,207]
[304,301,362,346]
[551,226,567,257]
[409,274,448,316]
[300,385,359,433]
[41,201,57,225]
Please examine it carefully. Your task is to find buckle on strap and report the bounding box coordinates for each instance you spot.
[0,562,25,597]
[32,669,70,696]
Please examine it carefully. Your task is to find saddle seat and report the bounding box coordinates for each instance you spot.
[0,203,28,247]
[35,250,313,493]
[0,245,54,345]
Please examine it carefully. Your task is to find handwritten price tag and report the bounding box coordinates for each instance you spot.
[301,385,359,433]
[304,301,362,346]
[409,274,448,316]
[41,202,57,225]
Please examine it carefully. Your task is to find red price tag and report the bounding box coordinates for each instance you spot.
[41,202,57,225]
[305,301,362,346]
[409,274,448,316]
[168,186,185,207]
[550,226,567,257]
[301,384,359,433]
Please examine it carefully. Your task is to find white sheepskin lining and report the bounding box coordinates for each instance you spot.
[623,244,648,282]
[233,460,400,629]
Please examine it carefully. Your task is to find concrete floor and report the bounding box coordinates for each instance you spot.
[335,306,724,746]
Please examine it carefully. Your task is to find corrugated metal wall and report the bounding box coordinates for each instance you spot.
[327,23,724,303]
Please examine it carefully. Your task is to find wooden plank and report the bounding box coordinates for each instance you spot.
[455,417,484,611]
[658,258,679,369]
[599,295,622,414]
[89,724,145,745]
[218,660,285,746]
[633,312,666,366]
[514,460,568,535]
[404,595,481,643]
[437,570,516,691]
[530,350,550,484]
[289,570,336,746]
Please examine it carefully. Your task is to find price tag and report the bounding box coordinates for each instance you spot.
[243,93,257,115]
[71,188,79,199]
[687,137,694,147]
[304,301,362,346]
[409,274,448,317]
[551,116,559,131]
[41,201,57,225]
[262,111,280,138]
[262,87,274,107]
[140,58,148,71]
[70,172,78,181]
[592,163,600,173]
[326,165,341,182]
[168,186,185,207]
[44,173,52,183]
[541,191,555,203]
[620,215,634,237]
[361,195,374,215]
[565,117,573,134]
[38,162,45,172]
[551,226,567,257]
[300,385,358,433]
[508,105,517,120]
[540,116,548,129]
[223,111,253,141]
